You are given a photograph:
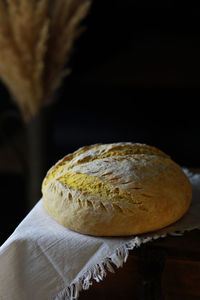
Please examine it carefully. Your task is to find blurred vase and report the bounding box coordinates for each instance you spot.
[25,106,52,210]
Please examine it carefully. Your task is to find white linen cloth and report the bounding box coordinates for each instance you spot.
[0,169,200,300]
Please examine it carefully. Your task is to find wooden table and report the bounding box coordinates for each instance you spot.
[79,230,200,300]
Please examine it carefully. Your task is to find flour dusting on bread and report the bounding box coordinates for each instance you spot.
[42,142,192,236]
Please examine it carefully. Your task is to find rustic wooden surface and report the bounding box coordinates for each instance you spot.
[79,230,200,300]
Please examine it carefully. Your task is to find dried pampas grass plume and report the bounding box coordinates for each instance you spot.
[0,0,91,121]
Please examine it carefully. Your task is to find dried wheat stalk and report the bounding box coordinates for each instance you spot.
[0,0,91,121]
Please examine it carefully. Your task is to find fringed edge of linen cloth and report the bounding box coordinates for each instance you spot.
[54,168,200,300]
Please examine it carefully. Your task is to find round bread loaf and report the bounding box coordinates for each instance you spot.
[42,142,192,236]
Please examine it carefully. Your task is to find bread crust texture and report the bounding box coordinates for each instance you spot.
[42,142,192,236]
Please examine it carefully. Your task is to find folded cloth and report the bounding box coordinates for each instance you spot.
[0,169,200,300]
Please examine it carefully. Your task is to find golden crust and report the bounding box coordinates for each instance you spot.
[42,142,192,236]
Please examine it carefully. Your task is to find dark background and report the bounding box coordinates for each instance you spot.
[1,0,200,244]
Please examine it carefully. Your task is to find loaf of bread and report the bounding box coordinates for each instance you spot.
[42,142,192,236]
